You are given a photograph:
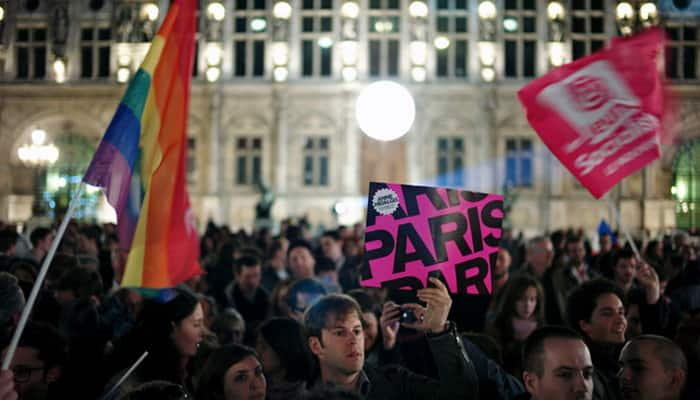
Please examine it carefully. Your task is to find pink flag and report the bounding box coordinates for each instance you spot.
[518,28,669,199]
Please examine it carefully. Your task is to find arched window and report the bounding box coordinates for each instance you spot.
[672,140,699,230]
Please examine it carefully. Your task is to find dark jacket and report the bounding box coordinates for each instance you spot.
[461,335,525,400]
[224,283,270,323]
[588,340,623,400]
[224,283,270,344]
[261,265,290,293]
[312,322,479,400]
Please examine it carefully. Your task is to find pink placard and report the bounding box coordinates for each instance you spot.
[361,182,504,295]
[518,28,668,199]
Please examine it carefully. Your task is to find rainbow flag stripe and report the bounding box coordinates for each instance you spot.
[83,0,201,288]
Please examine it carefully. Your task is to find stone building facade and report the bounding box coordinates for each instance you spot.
[0,0,697,236]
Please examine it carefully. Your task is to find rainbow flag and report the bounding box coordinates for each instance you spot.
[83,0,201,288]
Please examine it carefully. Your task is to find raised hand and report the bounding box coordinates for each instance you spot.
[637,261,660,304]
[379,301,401,350]
[0,370,17,400]
[401,277,452,334]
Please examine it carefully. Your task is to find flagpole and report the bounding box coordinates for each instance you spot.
[606,195,641,260]
[99,351,149,400]
[1,182,85,370]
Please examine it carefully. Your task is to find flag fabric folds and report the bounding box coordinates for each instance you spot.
[83,0,201,288]
[517,28,669,199]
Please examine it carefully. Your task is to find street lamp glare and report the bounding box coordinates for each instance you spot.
[341,2,360,18]
[207,2,226,21]
[409,1,429,18]
[32,129,46,145]
[478,1,497,19]
[547,2,565,20]
[355,81,415,142]
[640,3,657,21]
[434,36,450,50]
[273,1,293,19]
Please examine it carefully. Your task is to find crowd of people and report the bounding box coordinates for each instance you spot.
[0,217,698,400]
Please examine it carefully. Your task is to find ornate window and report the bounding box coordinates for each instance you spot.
[435,0,469,78]
[570,0,606,60]
[437,137,465,187]
[368,0,401,77]
[503,0,538,78]
[232,0,267,78]
[672,140,699,230]
[505,137,533,187]
[235,136,263,185]
[666,24,698,80]
[300,0,334,77]
[80,26,111,79]
[302,137,329,186]
[15,26,47,79]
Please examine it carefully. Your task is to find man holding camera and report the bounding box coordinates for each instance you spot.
[304,277,479,399]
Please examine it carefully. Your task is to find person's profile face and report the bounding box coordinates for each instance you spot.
[494,249,511,277]
[255,335,282,377]
[171,303,204,357]
[527,338,593,400]
[618,341,677,400]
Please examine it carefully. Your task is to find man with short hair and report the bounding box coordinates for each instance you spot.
[53,266,103,307]
[567,279,628,400]
[261,239,289,292]
[304,278,478,399]
[320,230,344,270]
[488,248,512,317]
[224,254,269,334]
[28,227,53,266]
[322,230,363,292]
[610,249,661,306]
[0,229,19,273]
[1,322,67,400]
[618,335,687,400]
[591,233,614,277]
[288,240,316,280]
[612,249,638,297]
[521,236,554,280]
[520,326,594,400]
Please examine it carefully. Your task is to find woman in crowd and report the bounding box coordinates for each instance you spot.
[255,317,314,400]
[486,274,546,377]
[104,288,204,397]
[195,344,267,400]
